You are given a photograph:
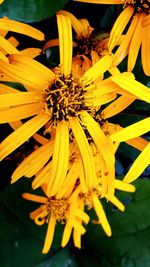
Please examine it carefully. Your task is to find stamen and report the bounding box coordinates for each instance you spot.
[44,72,87,121]
[124,0,150,14]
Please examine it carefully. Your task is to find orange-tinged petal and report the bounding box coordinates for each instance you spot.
[20,48,41,58]
[142,14,150,27]
[124,142,150,183]
[141,26,150,76]
[0,50,9,61]
[0,112,49,161]
[22,193,47,204]
[43,39,59,51]
[0,83,18,93]
[0,35,19,55]
[0,18,44,41]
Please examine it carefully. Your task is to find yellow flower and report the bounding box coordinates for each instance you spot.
[44,10,110,71]
[22,185,90,253]
[74,0,150,75]
[0,14,150,197]
[0,14,113,196]
[22,175,135,253]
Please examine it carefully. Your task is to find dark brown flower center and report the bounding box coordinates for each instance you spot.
[124,0,150,14]
[75,36,98,58]
[45,73,87,121]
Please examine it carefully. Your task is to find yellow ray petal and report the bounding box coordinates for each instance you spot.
[61,220,73,247]
[9,54,55,81]
[141,26,150,76]
[0,50,9,61]
[92,194,112,236]
[0,92,43,107]
[126,136,148,151]
[0,102,43,123]
[82,55,112,85]
[81,111,115,196]
[141,14,150,27]
[58,10,83,36]
[0,83,19,93]
[7,36,19,48]
[0,60,48,90]
[114,179,135,192]
[22,193,47,204]
[43,39,59,51]
[111,74,150,103]
[110,117,150,142]
[112,14,139,67]
[0,113,49,161]
[0,35,19,55]
[12,140,54,182]
[73,230,81,249]
[42,215,56,254]
[107,195,125,211]
[128,13,143,72]
[69,116,97,188]
[102,95,135,119]
[108,6,134,51]
[47,121,69,196]
[123,142,150,183]
[32,162,52,190]
[20,48,41,58]
[56,159,81,199]
[0,0,4,4]
[57,14,72,76]
[0,18,44,41]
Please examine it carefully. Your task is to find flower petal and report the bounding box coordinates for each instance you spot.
[0,113,49,160]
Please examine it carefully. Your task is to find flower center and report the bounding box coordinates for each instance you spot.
[45,73,87,121]
[75,36,98,58]
[124,0,150,14]
[35,198,69,225]
[47,198,69,222]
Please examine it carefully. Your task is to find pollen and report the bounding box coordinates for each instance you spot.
[34,197,69,225]
[124,0,150,14]
[44,72,87,121]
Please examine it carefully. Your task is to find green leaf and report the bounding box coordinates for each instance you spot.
[82,179,150,267]
[35,248,79,267]
[0,179,61,266]
[0,0,68,22]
